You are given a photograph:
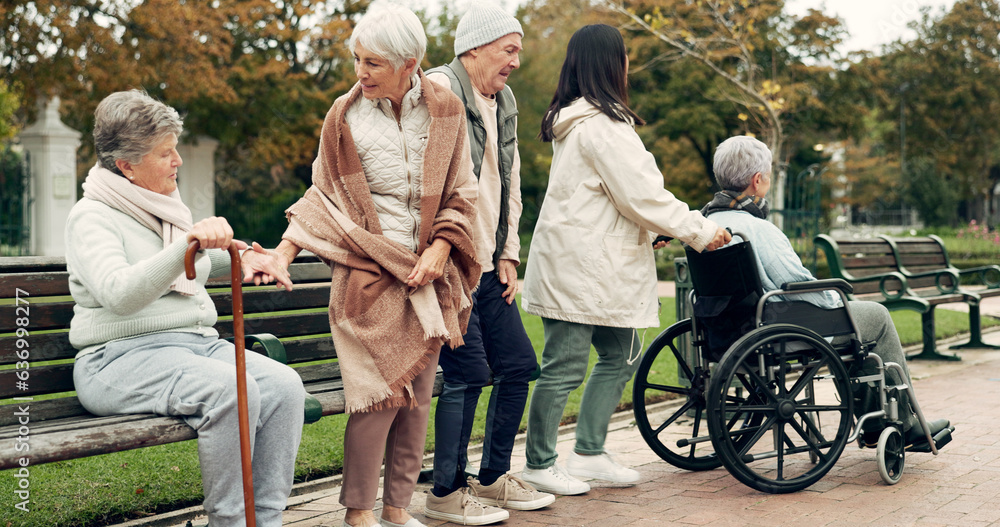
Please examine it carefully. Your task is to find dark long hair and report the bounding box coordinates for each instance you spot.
[539,24,644,142]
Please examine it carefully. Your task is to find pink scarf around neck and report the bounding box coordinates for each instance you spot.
[82,164,198,295]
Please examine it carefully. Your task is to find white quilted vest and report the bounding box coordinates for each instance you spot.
[345,75,431,251]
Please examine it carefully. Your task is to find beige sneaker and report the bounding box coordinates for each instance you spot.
[468,473,556,511]
[423,487,509,525]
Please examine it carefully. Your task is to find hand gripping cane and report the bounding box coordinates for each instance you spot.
[185,241,256,527]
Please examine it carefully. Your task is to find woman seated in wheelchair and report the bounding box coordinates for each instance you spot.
[703,135,952,451]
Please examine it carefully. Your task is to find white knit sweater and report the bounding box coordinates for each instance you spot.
[65,198,230,356]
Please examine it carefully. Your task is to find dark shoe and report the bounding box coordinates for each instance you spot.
[905,419,952,452]
[859,427,881,448]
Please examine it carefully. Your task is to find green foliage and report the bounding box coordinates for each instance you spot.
[420,1,459,69]
[903,157,960,227]
[1,0,366,198]
[216,179,306,247]
[0,80,20,140]
[856,0,1000,223]
[507,0,617,233]
[0,144,29,255]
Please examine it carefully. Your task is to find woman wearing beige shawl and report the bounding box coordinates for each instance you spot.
[244,5,479,527]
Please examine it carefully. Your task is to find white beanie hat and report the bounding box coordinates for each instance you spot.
[454,4,523,56]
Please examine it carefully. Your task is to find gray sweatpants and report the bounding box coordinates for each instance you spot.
[845,300,919,431]
[73,332,305,527]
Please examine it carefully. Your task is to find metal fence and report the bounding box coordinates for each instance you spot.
[851,207,919,227]
[0,145,31,256]
[771,164,825,274]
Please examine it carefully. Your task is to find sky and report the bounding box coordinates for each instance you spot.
[775,0,957,52]
[409,0,960,54]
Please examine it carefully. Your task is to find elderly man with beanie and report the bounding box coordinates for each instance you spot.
[423,4,554,525]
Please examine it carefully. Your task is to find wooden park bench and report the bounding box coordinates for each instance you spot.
[815,234,1000,361]
[0,254,444,471]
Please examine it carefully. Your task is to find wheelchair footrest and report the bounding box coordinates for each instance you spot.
[906,426,955,453]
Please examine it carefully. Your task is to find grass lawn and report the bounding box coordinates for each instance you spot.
[1,299,997,526]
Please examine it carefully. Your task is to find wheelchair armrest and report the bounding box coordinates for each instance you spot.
[781,279,853,295]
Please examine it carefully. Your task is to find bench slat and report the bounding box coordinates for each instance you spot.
[217,313,332,340]
[0,414,196,470]
[0,272,72,297]
[0,364,75,398]
[897,255,948,267]
[283,338,337,363]
[212,283,331,316]
[841,256,897,269]
[0,256,66,273]
[295,362,342,384]
[0,397,88,427]
[0,333,73,365]
[0,300,75,332]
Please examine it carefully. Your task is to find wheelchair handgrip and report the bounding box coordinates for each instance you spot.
[781,278,853,295]
[652,234,673,247]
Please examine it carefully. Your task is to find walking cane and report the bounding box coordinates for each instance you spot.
[185,241,256,527]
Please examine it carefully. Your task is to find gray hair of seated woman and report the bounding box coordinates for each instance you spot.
[713,135,773,191]
[348,3,427,71]
[93,90,183,177]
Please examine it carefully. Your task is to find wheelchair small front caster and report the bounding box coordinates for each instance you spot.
[877,426,905,485]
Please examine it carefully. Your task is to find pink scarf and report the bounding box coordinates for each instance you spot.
[82,164,197,295]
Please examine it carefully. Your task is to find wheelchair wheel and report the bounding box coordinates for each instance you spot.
[632,319,721,471]
[707,324,853,494]
[877,426,905,485]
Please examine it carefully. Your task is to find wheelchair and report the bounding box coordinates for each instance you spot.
[632,233,954,494]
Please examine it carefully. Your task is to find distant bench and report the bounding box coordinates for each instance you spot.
[0,254,444,471]
[815,234,1000,360]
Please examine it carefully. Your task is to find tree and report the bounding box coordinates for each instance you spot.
[605,0,847,217]
[904,156,959,227]
[859,0,1000,224]
[0,80,20,141]
[508,0,617,234]
[1,0,367,192]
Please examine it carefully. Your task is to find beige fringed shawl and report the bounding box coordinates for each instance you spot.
[284,72,480,414]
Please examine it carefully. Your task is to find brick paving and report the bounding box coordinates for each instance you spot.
[120,294,1000,527]
[282,337,1000,527]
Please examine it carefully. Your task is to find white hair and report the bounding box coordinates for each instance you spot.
[348,3,427,71]
[93,90,183,177]
[713,135,773,191]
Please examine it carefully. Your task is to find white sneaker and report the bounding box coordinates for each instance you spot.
[566,451,640,485]
[520,464,590,496]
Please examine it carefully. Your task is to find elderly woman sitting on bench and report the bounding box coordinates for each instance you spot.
[66,90,304,527]
[702,135,951,450]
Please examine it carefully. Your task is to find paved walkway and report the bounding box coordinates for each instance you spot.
[121,290,1000,527]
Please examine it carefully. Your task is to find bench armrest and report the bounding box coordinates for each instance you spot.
[832,271,910,300]
[782,279,853,295]
[958,264,1000,288]
[226,333,288,364]
[304,394,323,424]
[899,267,961,294]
